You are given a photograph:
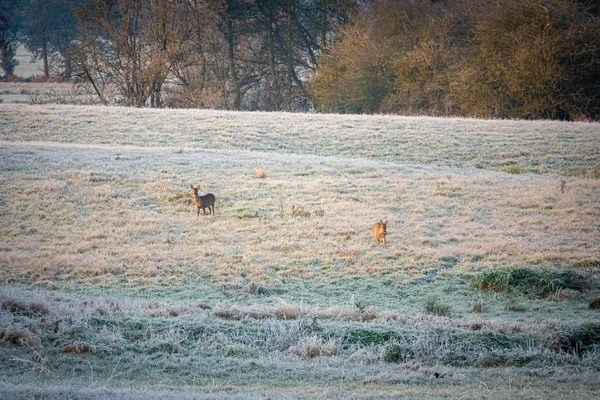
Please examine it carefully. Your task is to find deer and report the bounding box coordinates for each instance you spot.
[373,220,388,247]
[190,185,215,217]
[560,179,567,194]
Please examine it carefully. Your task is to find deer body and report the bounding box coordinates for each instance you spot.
[191,185,215,216]
[373,220,388,247]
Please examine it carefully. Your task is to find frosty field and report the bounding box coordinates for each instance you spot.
[0,104,599,399]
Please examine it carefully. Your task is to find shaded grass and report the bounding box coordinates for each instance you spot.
[471,268,591,298]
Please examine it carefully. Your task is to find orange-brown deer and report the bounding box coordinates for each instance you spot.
[190,185,215,217]
[373,220,388,247]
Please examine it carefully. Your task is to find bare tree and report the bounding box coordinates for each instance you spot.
[75,0,195,107]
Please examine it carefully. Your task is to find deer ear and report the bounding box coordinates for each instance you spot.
[380,219,383,224]
[384,220,388,225]
[195,185,200,190]
[190,185,194,189]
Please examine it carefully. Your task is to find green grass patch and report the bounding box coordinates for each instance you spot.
[424,295,452,316]
[471,267,590,298]
[501,165,525,174]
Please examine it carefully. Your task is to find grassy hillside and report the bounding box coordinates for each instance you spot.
[1,104,599,399]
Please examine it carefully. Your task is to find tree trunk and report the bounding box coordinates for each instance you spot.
[42,41,49,77]
[285,0,294,111]
[321,0,327,50]
[266,9,279,110]
[226,15,241,111]
[63,47,72,78]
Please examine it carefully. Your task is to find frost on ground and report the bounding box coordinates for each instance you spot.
[0,104,599,399]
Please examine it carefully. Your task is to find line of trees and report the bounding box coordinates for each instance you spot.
[1,0,358,110]
[1,0,599,120]
[312,0,600,120]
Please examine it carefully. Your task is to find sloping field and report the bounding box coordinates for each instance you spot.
[1,104,599,399]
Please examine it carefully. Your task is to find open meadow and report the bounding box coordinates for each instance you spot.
[1,103,599,399]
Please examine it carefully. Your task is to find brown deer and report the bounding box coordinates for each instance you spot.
[373,220,388,247]
[190,185,215,217]
[560,179,566,194]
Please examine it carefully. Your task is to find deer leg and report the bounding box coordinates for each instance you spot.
[375,237,380,246]
[383,236,386,247]
[196,207,200,217]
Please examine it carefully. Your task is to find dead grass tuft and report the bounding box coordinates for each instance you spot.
[469,300,485,314]
[291,335,338,358]
[211,303,272,320]
[168,191,192,206]
[0,327,40,347]
[255,166,267,179]
[1,299,49,316]
[63,343,96,354]
[347,347,380,364]
[274,302,299,320]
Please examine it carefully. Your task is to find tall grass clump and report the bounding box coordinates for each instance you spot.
[424,295,452,317]
[549,323,600,354]
[471,268,590,298]
[501,165,525,174]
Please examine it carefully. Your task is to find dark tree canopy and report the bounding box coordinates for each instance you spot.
[9,0,600,120]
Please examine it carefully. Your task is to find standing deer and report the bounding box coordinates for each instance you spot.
[190,185,215,217]
[373,220,388,247]
[560,179,567,194]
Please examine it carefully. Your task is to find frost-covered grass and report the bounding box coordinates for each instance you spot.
[0,104,599,399]
[1,104,599,175]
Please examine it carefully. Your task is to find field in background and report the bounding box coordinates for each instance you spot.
[1,51,91,105]
[1,104,599,399]
[13,45,43,79]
